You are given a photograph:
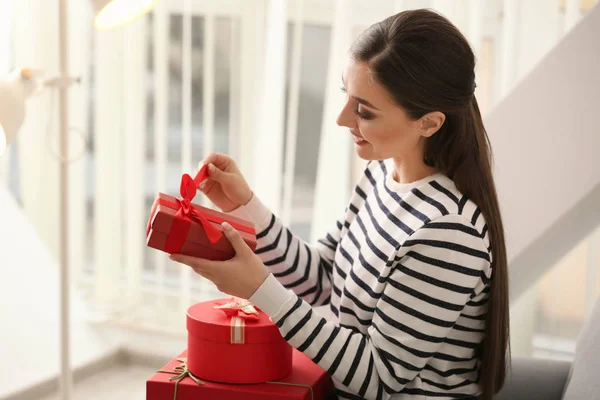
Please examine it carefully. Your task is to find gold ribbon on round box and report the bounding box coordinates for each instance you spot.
[213,297,260,344]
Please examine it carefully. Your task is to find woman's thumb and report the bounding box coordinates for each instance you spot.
[221,222,251,255]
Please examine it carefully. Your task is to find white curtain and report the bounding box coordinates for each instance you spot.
[0,0,13,181]
[6,0,597,346]
[310,0,354,242]
[12,0,61,259]
[252,0,288,215]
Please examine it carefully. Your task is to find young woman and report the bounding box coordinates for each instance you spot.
[171,9,509,400]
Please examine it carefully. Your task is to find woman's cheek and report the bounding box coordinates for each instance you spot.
[359,123,379,141]
[362,126,389,145]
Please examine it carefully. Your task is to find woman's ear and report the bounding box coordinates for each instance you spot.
[419,111,446,137]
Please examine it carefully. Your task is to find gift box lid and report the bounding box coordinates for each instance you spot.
[187,300,283,344]
[148,193,257,253]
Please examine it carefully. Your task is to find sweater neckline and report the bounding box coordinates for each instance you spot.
[383,163,446,193]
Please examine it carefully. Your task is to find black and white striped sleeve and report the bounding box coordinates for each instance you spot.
[250,214,491,400]
[228,194,343,306]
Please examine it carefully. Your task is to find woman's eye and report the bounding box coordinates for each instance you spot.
[355,105,374,120]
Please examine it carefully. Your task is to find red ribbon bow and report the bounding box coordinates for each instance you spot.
[214,298,260,321]
[164,165,222,254]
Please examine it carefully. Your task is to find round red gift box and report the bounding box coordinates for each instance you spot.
[186,300,293,384]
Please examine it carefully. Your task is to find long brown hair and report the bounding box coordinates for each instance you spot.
[350,9,509,400]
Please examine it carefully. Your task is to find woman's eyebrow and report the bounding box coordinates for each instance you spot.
[354,97,379,110]
[341,73,380,110]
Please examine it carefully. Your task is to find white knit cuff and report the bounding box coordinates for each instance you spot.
[226,194,273,233]
[249,274,295,318]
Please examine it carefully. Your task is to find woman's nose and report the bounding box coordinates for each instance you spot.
[336,101,356,128]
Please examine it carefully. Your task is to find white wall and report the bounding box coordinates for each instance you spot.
[485,4,600,302]
[0,186,119,399]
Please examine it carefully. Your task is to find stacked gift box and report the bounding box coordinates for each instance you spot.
[145,167,333,399]
[146,299,333,399]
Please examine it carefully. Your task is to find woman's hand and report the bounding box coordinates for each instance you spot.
[198,153,253,212]
[170,222,269,299]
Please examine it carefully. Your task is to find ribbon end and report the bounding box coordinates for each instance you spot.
[194,164,209,186]
[204,220,223,244]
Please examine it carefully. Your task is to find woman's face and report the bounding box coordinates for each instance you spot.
[337,58,429,163]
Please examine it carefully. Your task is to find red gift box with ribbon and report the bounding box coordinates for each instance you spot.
[146,349,334,400]
[146,165,256,260]
[186,298,293,384]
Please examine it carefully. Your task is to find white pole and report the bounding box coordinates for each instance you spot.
[281,0,304,226]
[181,0,193,310]
[94,25,124,310]
[253,0,287,215]
[154,0,169,307]
[203,12,216,207]
[228,19,240,161]
[310,0,353,242]
[201,11,217,296]
[66,0,90,319]
[123,16,147,311]
[58,0,73,398]
[236,0,265,179]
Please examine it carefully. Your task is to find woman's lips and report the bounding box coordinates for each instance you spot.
[352,135,368,145]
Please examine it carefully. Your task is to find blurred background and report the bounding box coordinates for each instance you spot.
[0,0,599,398]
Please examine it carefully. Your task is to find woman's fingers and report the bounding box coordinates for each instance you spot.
[201,153,235,173]
[206,163,232,183]
[198,177,215,193]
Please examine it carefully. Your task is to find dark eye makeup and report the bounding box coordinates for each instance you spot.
[340,86,375,120]
[354,106,374,120]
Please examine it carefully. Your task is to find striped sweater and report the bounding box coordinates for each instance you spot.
[230,160,492,400]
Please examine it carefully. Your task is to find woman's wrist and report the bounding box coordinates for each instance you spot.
[225,192,273,233]
[242,190,254,207]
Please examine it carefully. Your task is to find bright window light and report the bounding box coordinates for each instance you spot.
[0,125,7,157]
[94,0,156,30]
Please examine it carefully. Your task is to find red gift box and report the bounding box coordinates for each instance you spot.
[146,349,333,400]
[146,166,256,260]
[187,299,293,384]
